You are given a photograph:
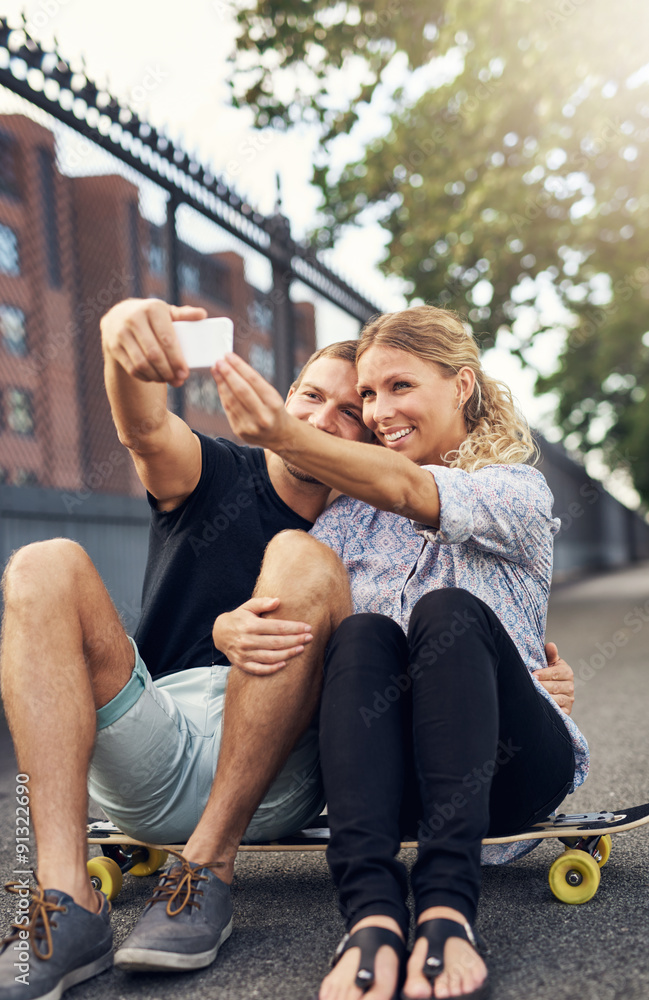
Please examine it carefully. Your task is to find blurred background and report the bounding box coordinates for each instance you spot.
[1,0,649,626]
[2,10,649,997]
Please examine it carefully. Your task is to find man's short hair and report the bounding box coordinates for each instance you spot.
[291,340,358,391]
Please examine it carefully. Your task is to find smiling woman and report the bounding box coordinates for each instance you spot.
[212,304,589,1000]
[355,306,538,471]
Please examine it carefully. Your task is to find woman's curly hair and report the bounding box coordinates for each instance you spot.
[356,305,538,471]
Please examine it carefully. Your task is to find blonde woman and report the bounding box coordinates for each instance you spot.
[213,306,588,1000]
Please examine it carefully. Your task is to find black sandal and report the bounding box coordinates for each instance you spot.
[404,918,489,1000]
[330,926,407,998]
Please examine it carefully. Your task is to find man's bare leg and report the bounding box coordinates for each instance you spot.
[183,530,351,877]
[0,539,135,911]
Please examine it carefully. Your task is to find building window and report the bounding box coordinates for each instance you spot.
[38,146,62,288]
[180,261,200,295]
[249,343,276,381]
[248,297,273,334]
[146,223,167,277]
[0,132,20,198]
[13,468,39,487]
[178,245,229,304]
[0,466,8,484]
[186,374,223,414]
[0,306,27,355]
[147,242,167,277]
[0,224,19,275]
[7,389,34,436]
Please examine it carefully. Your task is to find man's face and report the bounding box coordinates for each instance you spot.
[283,357,370,483]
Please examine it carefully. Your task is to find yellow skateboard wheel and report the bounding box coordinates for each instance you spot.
[549,849,601,904]
[130,848,169,877]
[594,834,612,868]
[87,856,123,901]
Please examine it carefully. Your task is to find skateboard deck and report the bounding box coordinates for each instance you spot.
[87,802,649,905]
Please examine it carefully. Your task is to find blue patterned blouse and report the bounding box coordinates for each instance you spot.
[311,462,590,865]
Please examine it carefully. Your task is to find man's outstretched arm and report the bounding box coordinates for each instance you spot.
[101,298,206,509]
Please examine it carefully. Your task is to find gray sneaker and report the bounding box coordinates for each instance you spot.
[0,880,112,1000]
[114,856,233,972]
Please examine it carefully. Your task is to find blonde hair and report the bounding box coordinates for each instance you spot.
[356,306,538,471]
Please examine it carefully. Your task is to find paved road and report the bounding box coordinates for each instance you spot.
[1,562,649,999]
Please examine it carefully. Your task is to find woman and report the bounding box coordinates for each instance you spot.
[213,306,588,1000]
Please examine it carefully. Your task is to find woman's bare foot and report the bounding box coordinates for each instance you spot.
[319,915,404,1000]
[402,907,487,1000]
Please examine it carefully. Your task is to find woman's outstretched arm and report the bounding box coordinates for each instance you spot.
[212,352,442,525]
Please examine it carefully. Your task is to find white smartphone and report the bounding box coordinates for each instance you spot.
[173,317,234,369]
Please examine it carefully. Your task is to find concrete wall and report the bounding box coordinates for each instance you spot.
[536,436,649,581]
[0,484,149,632]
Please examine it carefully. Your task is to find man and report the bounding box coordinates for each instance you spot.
[0,298,573,1000]
[0,297,367,999]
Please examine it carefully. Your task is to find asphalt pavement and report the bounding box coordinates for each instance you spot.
[1,561,649,1000]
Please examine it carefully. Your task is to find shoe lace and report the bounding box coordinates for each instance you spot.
[146,849,224,918]
[2,879,66,961]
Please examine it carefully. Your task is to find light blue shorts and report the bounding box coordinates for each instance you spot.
[88,639,325,844]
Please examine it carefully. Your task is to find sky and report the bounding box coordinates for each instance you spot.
[2,0,640,504]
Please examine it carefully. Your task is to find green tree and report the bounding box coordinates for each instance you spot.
[230,0,649,503]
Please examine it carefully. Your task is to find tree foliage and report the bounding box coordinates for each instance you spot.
[230,0,649,503]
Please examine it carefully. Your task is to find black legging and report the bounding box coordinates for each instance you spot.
[319,589,575,938]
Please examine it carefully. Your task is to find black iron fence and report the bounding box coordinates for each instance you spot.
[0,18,647,614]
[0,18,376,499]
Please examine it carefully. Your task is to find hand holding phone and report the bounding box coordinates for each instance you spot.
[173,317,234,369]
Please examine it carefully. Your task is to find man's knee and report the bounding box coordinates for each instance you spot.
[258,531,350,626]
[264,529,330,561]
[2,538,91,606]
[263,530,347,591]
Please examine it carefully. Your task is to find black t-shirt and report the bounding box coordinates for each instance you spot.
[133,433,313,679]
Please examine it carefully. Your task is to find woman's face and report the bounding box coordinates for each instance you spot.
[356,344,474,466]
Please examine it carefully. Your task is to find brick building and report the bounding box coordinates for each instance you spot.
[0,114,316,497]
[0,114,83,490]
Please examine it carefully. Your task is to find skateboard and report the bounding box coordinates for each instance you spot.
[87,802,649,905]
[86,819,335,902]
